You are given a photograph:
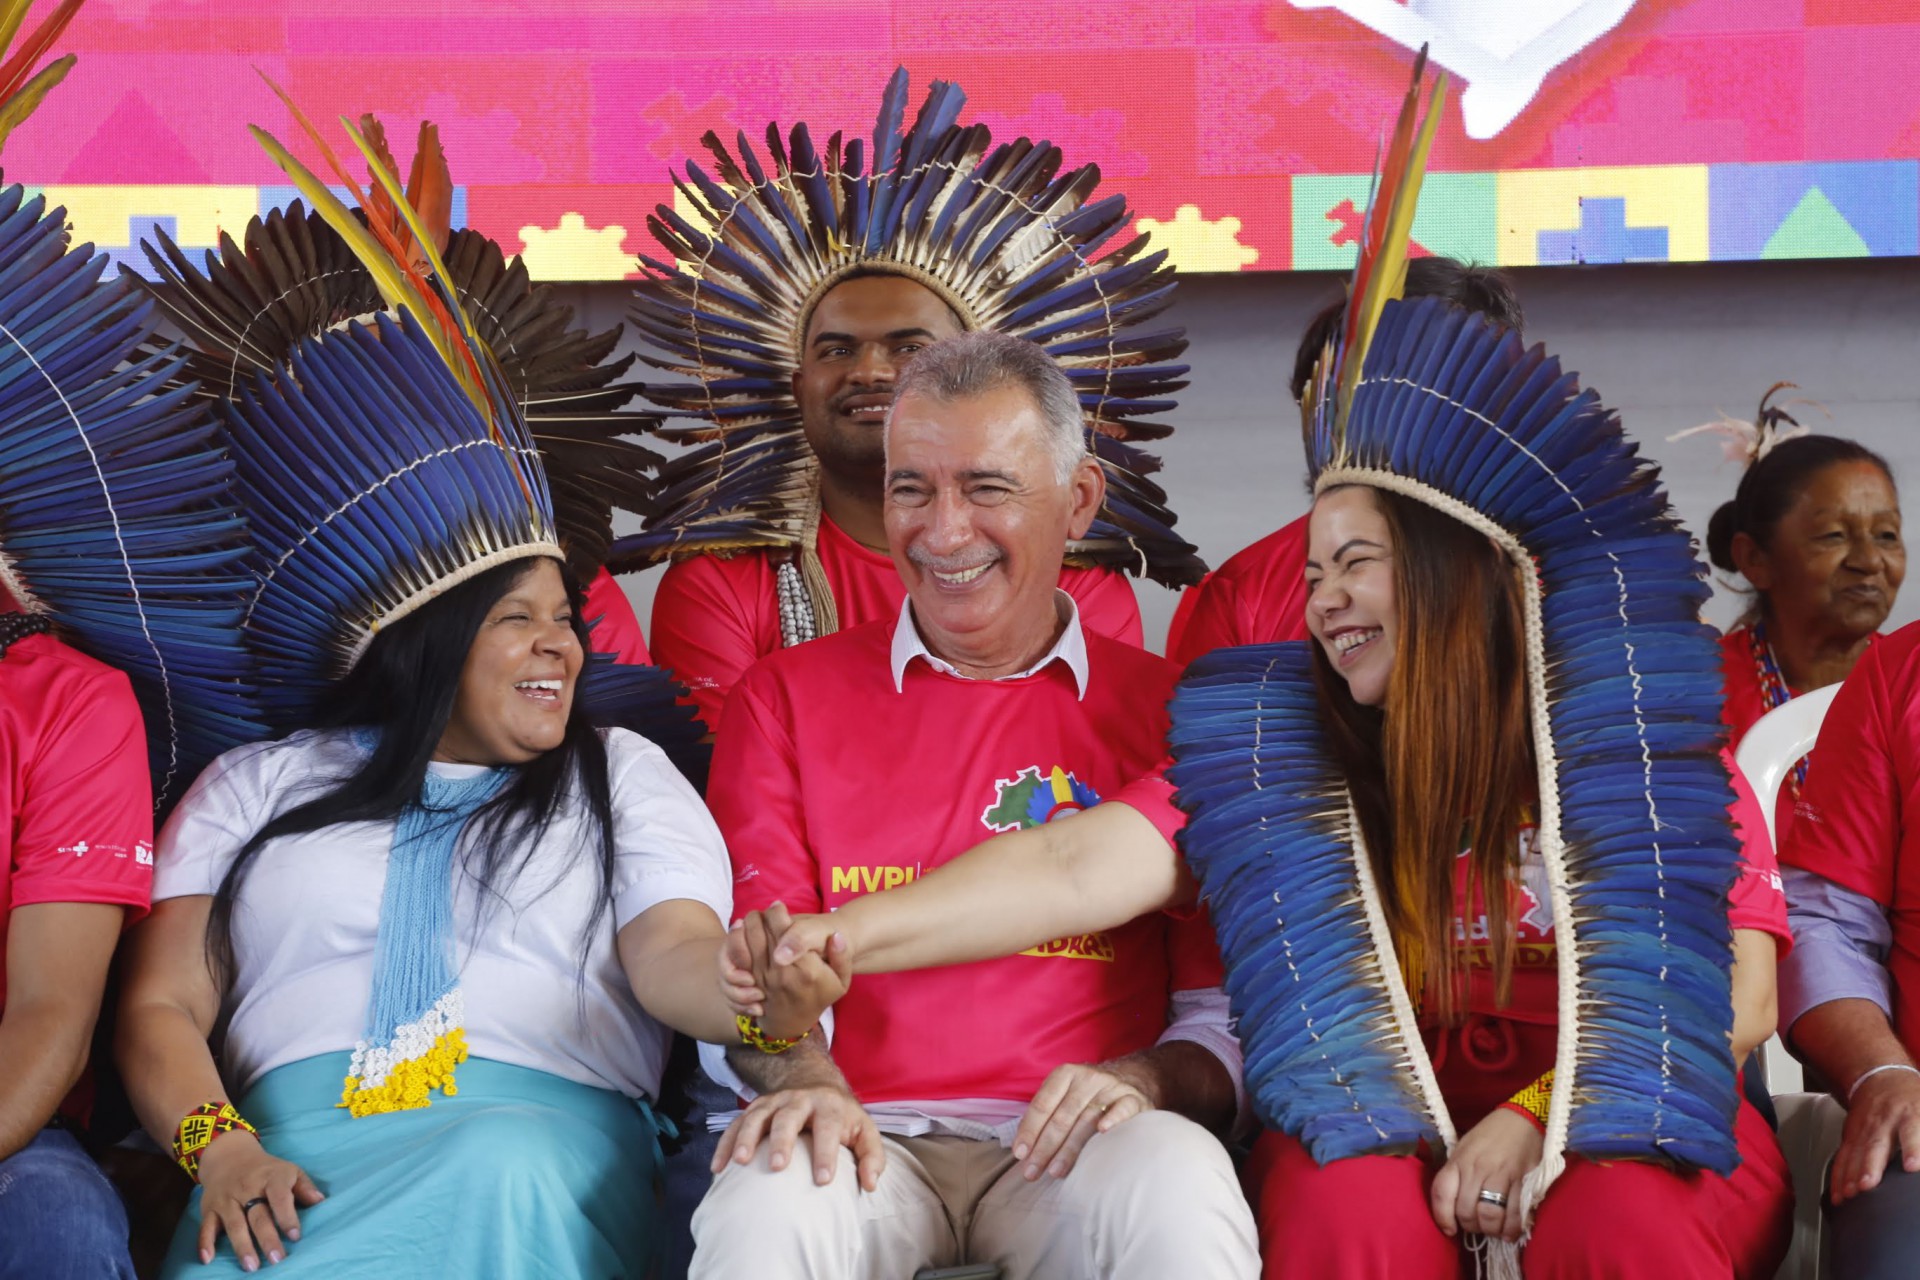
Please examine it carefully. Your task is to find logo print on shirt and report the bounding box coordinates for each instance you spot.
[1515,828,1554,935]
[981,766,1101,833]
[136,840,154,867]
[59,840,90,858]
[981,766,1114,962]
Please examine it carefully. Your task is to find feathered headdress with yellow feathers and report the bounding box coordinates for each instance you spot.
[1168,52,1745,1266]
[135,105,658,586]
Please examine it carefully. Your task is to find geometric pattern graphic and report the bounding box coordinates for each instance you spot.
[1499,166,1710,266]
[5,0,1917,279]
[1709,161,1920,261]
[1292,172,1499,270]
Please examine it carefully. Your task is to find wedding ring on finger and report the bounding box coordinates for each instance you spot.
[1477,1188,1508,1208]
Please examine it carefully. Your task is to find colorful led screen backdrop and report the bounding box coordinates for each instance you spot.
[5,0,1916,279]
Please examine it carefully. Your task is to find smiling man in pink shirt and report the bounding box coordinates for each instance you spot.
[690,333,1256,1280]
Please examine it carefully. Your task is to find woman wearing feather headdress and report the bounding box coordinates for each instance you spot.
[1676,384,1904,840]
[135,114,660,669]
[1165,255,1523,668]
[109,107,844,1279]
[730,59,1798,1278]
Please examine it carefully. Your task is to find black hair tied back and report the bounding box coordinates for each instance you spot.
[1704,395,1893,576]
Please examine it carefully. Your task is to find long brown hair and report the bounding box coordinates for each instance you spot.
[1311,486,1535,1021]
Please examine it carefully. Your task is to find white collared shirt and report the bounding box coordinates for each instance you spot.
[888,590,1090,700]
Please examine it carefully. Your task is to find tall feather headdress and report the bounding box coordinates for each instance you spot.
[207,102,564,731]
[615,68,1204,626]
[0,1,263,807]
[1167,53,1743,1259]
[0,184,262,807]
[135,115,658,585]
[223,97,700,748]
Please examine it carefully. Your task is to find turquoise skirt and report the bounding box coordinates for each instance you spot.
[162,1053,665,1280]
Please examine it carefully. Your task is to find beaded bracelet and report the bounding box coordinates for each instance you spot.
[736,1013,810,1055]
[1500,1068,1554,1133]
[172,1101,259,1181]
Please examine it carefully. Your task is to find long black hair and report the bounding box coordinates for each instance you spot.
[207,555,615,979]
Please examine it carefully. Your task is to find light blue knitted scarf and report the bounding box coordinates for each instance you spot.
[341,765,507,1115]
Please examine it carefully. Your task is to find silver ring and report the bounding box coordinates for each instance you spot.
[1477,1188,1508,1208]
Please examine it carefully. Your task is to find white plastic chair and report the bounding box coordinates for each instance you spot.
[1734,682,1844,1280]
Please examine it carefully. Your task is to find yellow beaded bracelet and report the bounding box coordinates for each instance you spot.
[736,1013,810,1055]
[172,1101,259,1181]
[1501,1068,1554,1132]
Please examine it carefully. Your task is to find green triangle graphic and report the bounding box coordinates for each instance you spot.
[1763,187,1870,260]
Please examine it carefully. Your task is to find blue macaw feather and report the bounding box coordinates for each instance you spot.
[0,183,263,808]
[579,653,710,792]
[1169,642,1447,1161]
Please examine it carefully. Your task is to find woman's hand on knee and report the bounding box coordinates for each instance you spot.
[711,1086,886,1192]
[194,1133,325,1269]
[1832,1068,1920,1204]
[1429,1109,1542,1243]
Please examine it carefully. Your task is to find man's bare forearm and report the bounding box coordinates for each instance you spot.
[0,1000,94,1160]
[1790,997,1913,1096]
[1108,1041,1237,1134]
[830,802,1186,973]
[726,1034,855,1097]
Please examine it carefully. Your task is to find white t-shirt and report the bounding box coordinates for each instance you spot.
[153,727,730,1100]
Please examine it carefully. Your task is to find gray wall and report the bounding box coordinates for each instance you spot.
[568,257,1920,654]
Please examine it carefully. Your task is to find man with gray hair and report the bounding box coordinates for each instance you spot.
[690,331,1258,1279]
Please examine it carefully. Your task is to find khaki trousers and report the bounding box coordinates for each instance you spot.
[689,1110,1260,1280]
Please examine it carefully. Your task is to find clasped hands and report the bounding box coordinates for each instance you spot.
[719,902,843,1023]
[716,903,1156,1188]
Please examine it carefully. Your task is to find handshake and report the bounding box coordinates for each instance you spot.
[718,902,853,1028]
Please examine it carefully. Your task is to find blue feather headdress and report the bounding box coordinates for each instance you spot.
[223,309,564,727]
[1167,56,1743,1249]
[615,67,1203,622]
[133,117,658,586]
[0,179,261,807]
[214,102,705,754]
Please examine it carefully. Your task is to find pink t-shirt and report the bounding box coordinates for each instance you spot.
[709,619,1221,1107]
[1166,516,1311,668]
[583,569,649,665]
[650,513,1145,731]
[1,631,155,1018]
[1783,619,1920,1051]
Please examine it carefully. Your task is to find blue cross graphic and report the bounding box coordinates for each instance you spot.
[1537,197,1669,265]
